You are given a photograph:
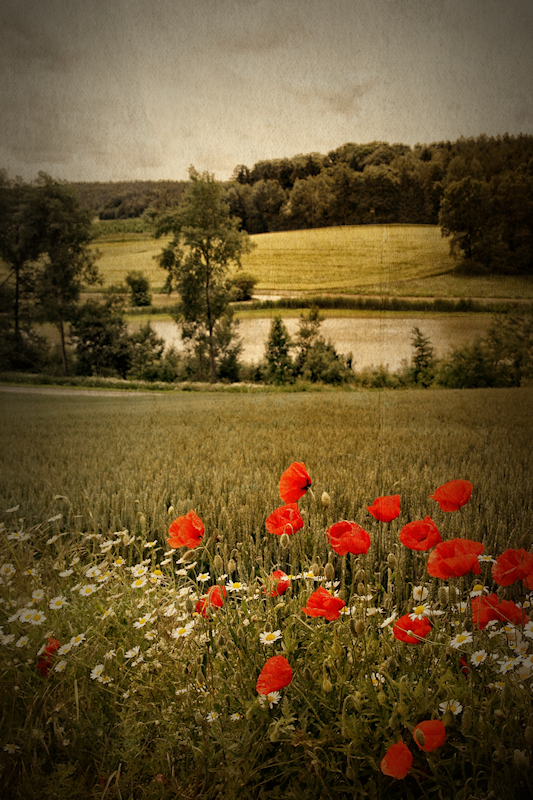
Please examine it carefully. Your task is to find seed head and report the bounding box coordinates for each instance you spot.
[321,491,331,509]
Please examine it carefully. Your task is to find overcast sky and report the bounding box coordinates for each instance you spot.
[1,0,532,183]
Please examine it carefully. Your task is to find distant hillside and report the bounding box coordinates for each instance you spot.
[70,179,187,220]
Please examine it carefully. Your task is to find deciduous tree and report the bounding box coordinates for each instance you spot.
[154,167,252,382]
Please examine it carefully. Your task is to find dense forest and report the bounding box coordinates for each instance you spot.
[69,134,533,276]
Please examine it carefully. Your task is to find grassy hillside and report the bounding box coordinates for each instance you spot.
[90,224,531,299]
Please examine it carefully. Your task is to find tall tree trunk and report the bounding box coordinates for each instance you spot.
[205,265,216,383]
[58,317,68,376]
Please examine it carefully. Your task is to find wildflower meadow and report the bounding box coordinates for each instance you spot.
[1,387,532,799]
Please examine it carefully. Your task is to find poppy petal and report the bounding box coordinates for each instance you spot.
[367,495,401,522]
[430,480,472,512]
[380,740,413,779]
[279,462,312,503]
[256,655,293,695]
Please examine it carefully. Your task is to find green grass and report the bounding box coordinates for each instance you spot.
[1,389,532,798]
[88,224,531,299]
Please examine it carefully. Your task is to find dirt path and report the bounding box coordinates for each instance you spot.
[0,385,163,397]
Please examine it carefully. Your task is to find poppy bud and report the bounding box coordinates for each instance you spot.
[388,713,399,730]
[353,691,362,705]
[438,586,449,606]
[332,639,343,658]
[280,533,290,550]
[213,554,223,572]
[414,728,425,747]
[139,513,146,530]
[322,676,333,693]
[323,563,335,582]
[397,702,408,717]
[183,549,197,562]
[185,597,194,614]
[525,726,533,747]
[442,710,454,728]
[387,553,397,569]
[321,491,331,509]
[494,709,506,720]
[514,750,530,772]
[461,708,472,732]
[494,744,507,761]
[227,558,236,574]
[502,682,512,703]
[355,569,365,583]
[357,582,366,596]
[311,562,321,577]
[167,505,175,517]
[345,765,356,781]
[377,691,387,706]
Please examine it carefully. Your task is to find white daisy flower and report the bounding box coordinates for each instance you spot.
[15,636,29,648]
[259,691,281,709]
[450,631,473,649]
[197,572,210,583]
[499,657,521,674]
[49,596,67,610]
[379,611,398,628]
[230,712,243,721]
[58,643,73,655]
[29,610,46,626]
[226,581,247,592]
[31,589,45,602]
[124,646,140,659]
[90,664,105,680]
[412,585,429,602]
[469,584,488,598]
[144,541,157,549]
[470,650,487,666]
[85,566,101,578]
[131,564,148,578]
[0,564,16,579]
[8,530,30,542]
[24,568,39,577]
[144,630,157,641]
[114,557,126,567]
[370,672,385,687]
[59,569,74,578]
[99,541,115,553]
[259,630,282,645]
[79,584,97,597]
[131,577,147,589]
[70,556,80,566]
[133,612,154,629]
[206,711,219,722]
[1,633,15,645]
[101,608,115,620]
[54,660,67,673]
[3,743,20,754]
[171,623,195,639]
[69,633,86,647]
[439,699,462,715]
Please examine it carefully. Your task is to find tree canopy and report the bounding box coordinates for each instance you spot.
[153,167,253,382]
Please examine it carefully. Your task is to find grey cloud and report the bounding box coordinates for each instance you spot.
[287,79,376,120]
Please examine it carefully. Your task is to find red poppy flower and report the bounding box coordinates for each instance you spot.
[460,655,470,676]
[195,585,226,617]
[430,479,472,512]
[471,593,529,630]
[412,720,446,752]
[380,740,413,779]
[264,569,291,597]
[37,637,61,677]
[367,495,401,523]
[392,613,432,644]
[167,510,204,549]
[497,598,530,627]
[399,517,442,551]
[327,521,371,556]
[426,538,484,579]
[256,655,293,695]
[279,462,312,503]
[471,593,502,630]
[302,586,346,621]
[265,503,304,536]
[491,548,533,587]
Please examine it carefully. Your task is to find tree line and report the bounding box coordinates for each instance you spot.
[70,134,533,275]
[1,166,532,385]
